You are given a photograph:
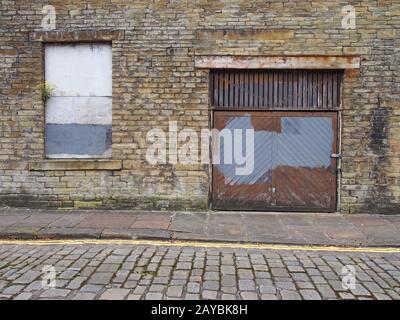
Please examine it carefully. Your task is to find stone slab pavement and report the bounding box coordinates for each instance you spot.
[0,243,400,300]
[0,208,400,247]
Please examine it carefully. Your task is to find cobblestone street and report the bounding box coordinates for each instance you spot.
[0,242,400,300]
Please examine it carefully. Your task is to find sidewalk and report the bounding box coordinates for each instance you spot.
[0,208,400,247]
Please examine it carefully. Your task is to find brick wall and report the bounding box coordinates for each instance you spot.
[0,0,399,213]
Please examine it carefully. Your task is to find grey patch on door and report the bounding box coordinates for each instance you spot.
[216,116,333,185]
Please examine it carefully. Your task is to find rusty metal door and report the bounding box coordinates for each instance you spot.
[212,111,338,212]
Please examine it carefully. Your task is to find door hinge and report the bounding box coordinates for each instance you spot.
[331,153,341,159]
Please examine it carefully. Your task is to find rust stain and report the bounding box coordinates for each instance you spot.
[344,68,360,79]
[250,116,281,132]
[274,166,335,209]
[213,168,273,206]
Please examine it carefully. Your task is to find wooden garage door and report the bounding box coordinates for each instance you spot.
[210,69,341,212]
[212,111,338,212]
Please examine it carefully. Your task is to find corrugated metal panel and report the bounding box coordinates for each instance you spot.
[212,111,338,212]
[273,115,336,209]
[210,69,342,110]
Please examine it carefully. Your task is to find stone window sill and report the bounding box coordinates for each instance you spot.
[29,160,122,171]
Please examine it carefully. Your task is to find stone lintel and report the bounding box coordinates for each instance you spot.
[195,55,361,69]
[30,30,124,42]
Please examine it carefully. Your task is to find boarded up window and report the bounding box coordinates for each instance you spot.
[45,43,112,158]
[210,69,342,110]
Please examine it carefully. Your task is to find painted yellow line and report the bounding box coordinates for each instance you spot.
[0,239,399,253]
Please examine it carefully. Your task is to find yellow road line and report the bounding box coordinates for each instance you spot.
[0,239,399,253]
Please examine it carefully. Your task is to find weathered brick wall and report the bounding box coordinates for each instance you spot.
[0,0,399,213]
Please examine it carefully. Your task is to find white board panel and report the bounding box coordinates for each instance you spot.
[46,97,112,125]
[45,43,112,97]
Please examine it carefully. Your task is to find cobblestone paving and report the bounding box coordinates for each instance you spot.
[0,244,400,300]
